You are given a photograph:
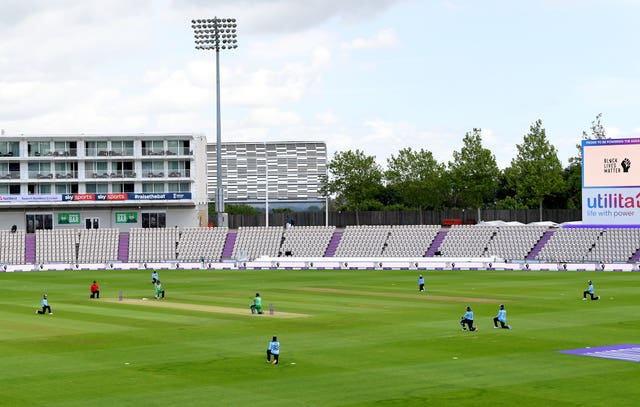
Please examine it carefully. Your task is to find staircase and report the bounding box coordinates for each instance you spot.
[324,230,343,257]
[425,229,448,257]
[629,247,640,263]
[526,230,555,260]
[118,232,129,263]
[222,231,237,259]
[25,234,36,264]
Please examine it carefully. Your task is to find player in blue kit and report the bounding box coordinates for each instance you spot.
[493,304,511,329]
[460,306,477,331]
[583,280,600,300]
[267,336,280,365]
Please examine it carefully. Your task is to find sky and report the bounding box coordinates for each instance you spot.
[2,0,640,169]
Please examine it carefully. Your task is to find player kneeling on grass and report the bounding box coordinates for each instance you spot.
[250,292,263,314]
[267,336,280,365]
[36,294,53,315]
[583,280,600,301]
[493,304,511,329]
[90,280,100,299]
[460,306,477,331]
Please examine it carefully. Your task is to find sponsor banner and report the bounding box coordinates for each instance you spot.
[582,187,640,224]
[58,212,81,224]
[115,212,138,224]
[0,194,63,202]
[128,192,192,200]
[582,138,639,188]
[1,192,191,203]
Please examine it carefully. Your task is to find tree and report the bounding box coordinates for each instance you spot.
[507,119,564,220]
[384,147,447,211]
[448,128,500,220]
[565,113,607,209]
[320,149,383,224]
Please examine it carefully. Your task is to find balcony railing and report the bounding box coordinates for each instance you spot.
[86,149,134,157]
[0,171,20,179]
[87,171,136,178]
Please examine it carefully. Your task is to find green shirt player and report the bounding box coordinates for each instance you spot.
[155,280,165,300]
[250,293,263,314]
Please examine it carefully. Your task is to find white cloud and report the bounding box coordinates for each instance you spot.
[341,29,399,50]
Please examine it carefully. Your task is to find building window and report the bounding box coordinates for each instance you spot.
[53,141,77,157]
[27,184,52,194]
[168,160,190,177]
[142,161,164,177]
[26,214,53,233]
[112,183,134,193]
[167,182,190,192]
[142,182,164,193]
[85,141,109,157]
[28,162,52,178]
[86,161,109,178]
[111,140,134,156]
[142,140,164,155]
[28,141,51,157]
[85,183,108,193]
[0,184,21,195]
[167,140,190,155]
[141,212,166,228]
[55,183,79,194]
[0,141,19,157]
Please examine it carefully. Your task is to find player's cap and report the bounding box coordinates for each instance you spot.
[44,294,47,298]
[499,304,504,308]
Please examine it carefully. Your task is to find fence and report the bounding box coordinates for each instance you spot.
[226,209,582,229]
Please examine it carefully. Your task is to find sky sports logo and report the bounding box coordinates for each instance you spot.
[585,192,640,208]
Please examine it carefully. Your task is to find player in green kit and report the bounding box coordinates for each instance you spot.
[155,280,165,300]
[250,293,263,314]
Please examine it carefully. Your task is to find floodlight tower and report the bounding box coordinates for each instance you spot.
[191,17,238,227]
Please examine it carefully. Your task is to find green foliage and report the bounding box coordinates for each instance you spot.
[506,120,565,215]
[385,147,447,209]
[321,149,384,212]
[225,203,262,215]
[271,208,293,214]
[448,129,500,210]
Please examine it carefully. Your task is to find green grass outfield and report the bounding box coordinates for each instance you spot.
[1,268,639,407]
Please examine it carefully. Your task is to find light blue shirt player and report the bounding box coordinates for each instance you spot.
[267,336,280,364]
[493,304,511,329]
[460,306,477,331]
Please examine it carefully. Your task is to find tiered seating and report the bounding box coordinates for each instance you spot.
[0,230,25,264]
[128,228,179,262]
[486,226,546,260]
[383,225,440,257]
[232,226,284,260]
[280,226,335,257]
[334,225,393,257]
[584,228,640,262]
[77,229,119,263]
[437,225,497,257]
[35,229,78,263]
[177,227,228,262]
[535,227,603,262]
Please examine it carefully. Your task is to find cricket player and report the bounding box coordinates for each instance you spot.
[250,293,263,314]
[493,304,511,329]
[36,294,53,315]
[267,336,280,364]
[460,306,477,331]
[583,280,600,300]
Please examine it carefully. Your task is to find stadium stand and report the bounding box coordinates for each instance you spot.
[280,226,335,258]
[0,229,26,264]
[436,225,497,257]
[535,227,603,263]
[77,228,120,263]
[176,227,228,262]
[35,229,78,263]
[382,225,440,257]
[231,226,284,260]
[485,226,547,260]
[128,227,179,262]
[584,228,640,263]
[333,225,393,257]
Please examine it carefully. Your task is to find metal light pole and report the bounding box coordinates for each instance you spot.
[192,17,238,228]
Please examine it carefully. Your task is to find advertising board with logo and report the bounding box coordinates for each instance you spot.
[582,138,639,224]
